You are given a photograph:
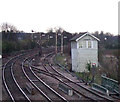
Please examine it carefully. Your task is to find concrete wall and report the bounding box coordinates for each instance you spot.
[71,34,98,72]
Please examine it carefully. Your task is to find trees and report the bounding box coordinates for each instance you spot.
[1,23,37,54]
[46,28,54,33]
[1,23,17,32]
[54,27,64,34]
[1,23,18,41]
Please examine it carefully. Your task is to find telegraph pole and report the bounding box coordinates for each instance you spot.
[61,33,63,54]
[47,34,49,47]
[55,32,57,54]
[31,30,34,42]
[40,32,41,45]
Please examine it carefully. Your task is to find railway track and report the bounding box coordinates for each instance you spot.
[12,52,49,101]
[31,53,95,101]
[22,54,68,102]
[3,48,67,102]
[30,55,91,101]
[2,53,31,101]
[2,49,45,101]
[3,49,119,102]
[31,52,117,102]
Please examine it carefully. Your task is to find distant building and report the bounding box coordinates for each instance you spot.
[70,32,100,72]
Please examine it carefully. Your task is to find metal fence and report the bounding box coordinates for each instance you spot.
[101,75,119,92]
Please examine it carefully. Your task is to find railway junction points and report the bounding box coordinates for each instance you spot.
[2,49,120,102]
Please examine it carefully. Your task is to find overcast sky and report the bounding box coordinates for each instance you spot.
[0,0,119,35]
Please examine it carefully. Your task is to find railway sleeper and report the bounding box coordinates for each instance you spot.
[26,82,35,95]
[58,83,73,96]
[92,83,110,96]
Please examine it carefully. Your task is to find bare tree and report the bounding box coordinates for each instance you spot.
[46,28,54,33]
[1,22,17,32]
[54,27,64,34]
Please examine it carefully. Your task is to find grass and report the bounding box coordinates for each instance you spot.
[75,70,102,85]
[54,53,118,86]
[55,53,68,67]
[94,74,102,85]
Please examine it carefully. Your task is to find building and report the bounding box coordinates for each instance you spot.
[70,32,100,72]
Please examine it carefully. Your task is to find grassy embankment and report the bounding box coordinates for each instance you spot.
[55,53,102,84]
[55,48,120,85]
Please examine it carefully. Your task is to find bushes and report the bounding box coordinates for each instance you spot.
[2,40,37,54]
[2,41,15,53]
[86,63,91,72]
[2,31,37,54]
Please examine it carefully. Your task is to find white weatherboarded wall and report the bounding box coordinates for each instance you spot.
[71,34,99,72]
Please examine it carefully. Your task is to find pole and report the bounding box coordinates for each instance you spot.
[61,34,63,54]
[31,33,33,41]
[31,30,34,42]
[48,35,49,47]
[55,32,57,54]
[40,33,41,45]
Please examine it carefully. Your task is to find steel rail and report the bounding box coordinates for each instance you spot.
[31,66,65,78]
[2,54,23,102]
[42,53,115,101]
[2,48,51,101]
[11,61,31,102]
[22,58,52,102]
[27,54,69,102]
[29,64,68,102]
[2,51,36,102]
[3,57,16,102]
[50,59,115,101]
[32,62,95,101]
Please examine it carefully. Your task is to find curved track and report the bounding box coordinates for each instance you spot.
[2,53,31,101]
[3,48,63,102]
[3,49,45,101]
[22,54,68,102]
[31,52,116,102]
[3,49,118,102]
